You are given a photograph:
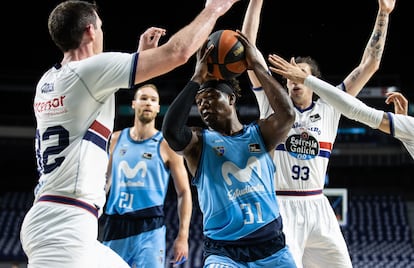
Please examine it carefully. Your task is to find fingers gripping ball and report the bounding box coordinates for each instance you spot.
[207,30,247,80]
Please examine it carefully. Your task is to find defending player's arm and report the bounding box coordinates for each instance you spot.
[342,0,395,96]
[241,0,273,119]
[134,0,239,84]
[269,53,414,139]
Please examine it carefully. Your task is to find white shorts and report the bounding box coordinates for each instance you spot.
[20,200,129,268]
[277,194,352,268]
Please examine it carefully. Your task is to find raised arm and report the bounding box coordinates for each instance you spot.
[241,0,274,119]
[343,0,395,96]
[238,32,295,151]
[162,45,214,176]
[135,0,239,84]
[241,0,266,88]
[268,54,384,131]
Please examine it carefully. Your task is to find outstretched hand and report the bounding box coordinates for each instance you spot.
[268,54,308,84]
[385,91,408,115]
[137,27,166,52]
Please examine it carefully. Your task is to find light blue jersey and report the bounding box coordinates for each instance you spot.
[194,123,295,266]
[102,129,170,267]
[105,129,170,216]
[194,123,279,241]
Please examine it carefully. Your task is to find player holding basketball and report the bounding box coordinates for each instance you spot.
[267,55,414,159]
[20,0,239,267]
[242,0,395,267]
[162,32,297,267]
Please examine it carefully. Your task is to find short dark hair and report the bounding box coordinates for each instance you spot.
[48,1,98,52]
[295,56,322,78]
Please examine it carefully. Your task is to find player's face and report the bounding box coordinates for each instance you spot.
[286,63,314,108]
[195,88,231,130]
[132,87,160,124]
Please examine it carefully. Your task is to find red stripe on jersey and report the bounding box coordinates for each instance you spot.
[319,141,332,151]
[89,120,111,139]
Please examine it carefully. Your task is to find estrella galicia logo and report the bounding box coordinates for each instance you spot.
[285,132,319,160]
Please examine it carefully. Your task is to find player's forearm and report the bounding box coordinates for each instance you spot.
[176,194,192,239]
[360,7,389,69]
[242,0,265,88]
[305,75,383,129]
[344,6,390,96]
[162,81,199,151]
[166,2,236,62]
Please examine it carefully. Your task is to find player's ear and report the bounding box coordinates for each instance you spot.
[228,93,236,106]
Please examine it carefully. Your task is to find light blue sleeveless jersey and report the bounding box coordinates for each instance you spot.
[105,129,170,216]
[194,123,280,241]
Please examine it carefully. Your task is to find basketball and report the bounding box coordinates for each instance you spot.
[206,29,247,80]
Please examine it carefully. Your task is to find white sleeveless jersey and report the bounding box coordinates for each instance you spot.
[33,52,137,214]
[388,112,414,159]
[252,88,341,191]
[274,99,341,191]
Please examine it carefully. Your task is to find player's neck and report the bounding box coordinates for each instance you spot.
[130,124,157,141]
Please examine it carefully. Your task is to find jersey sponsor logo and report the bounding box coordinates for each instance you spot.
[249,143,261,153]
[227,183,265,200]
[221,156,266,200]
[222,156,261,186]
[34,95,67,115]
[285,132,319,160]
[117,160,147,187]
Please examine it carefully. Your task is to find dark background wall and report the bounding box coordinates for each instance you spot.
[0,0,412,194]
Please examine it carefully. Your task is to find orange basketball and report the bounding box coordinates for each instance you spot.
[206,30,247,80]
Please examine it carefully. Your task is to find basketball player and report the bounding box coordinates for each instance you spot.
[162,32,297,267]
[241,0,395,267]
[19,0,239,267]
[101,84,192,268]
[267,55,414,159]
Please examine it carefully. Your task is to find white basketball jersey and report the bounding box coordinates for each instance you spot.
[273,99,341,191]
[388,112,414,159]
[33,52,137,214]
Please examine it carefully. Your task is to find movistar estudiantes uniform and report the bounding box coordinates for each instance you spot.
[102,130,170,268]
[194,123,296,267]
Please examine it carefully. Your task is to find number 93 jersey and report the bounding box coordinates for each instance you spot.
[274,99,341,191]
